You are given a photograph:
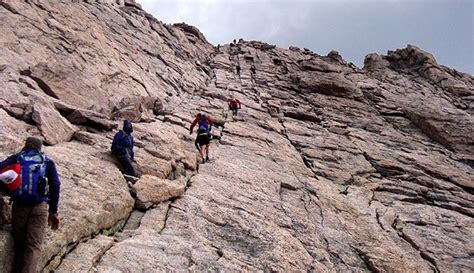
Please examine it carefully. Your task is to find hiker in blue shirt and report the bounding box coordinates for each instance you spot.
[0,136,60,273]
[111,119,137,177]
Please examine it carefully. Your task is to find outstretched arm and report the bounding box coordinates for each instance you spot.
[190,118,198,134]
[47,160,61,215]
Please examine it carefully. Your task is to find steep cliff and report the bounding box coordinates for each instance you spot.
[0,1,473,272]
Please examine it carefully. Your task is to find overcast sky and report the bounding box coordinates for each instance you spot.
[137,0,473,74]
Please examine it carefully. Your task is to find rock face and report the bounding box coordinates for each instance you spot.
[0,1,473,272]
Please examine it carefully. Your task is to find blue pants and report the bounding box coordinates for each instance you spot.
[116,154,137,177]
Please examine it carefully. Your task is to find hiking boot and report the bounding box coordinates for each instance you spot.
[124,174,139,184]
[206,156,210,162]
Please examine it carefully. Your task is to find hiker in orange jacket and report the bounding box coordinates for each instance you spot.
[228,97,241,116]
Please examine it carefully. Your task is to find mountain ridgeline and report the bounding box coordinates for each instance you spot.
[0,1,473,272]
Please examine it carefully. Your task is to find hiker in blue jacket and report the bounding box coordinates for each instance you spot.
[111,119,137,177]
[190,113,213,163]
[0,136,60,273]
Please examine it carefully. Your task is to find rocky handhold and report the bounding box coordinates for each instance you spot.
[363,53,391,71]
[133,175,186,210]
[124,0,142,9]
[295,72,363,98]
[153,98,165,116]
[299,58,341,73]
[67,109,117,131]
[32,102,78,145]
[283,109,321,123]
[174,23,208,43]
[327,50,345,64]
[135,150,173,179]
[112,96,158,122]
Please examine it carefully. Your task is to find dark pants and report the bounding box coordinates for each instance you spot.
[12,201,48,273]
[116,154,137,177]
[230,105,238,116]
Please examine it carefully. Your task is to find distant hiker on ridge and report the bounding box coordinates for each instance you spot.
[190,113,213,163]
[111,119,138,178]
[0,136,61,273]
[228,97,242,117]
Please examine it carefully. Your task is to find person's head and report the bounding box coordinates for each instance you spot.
[123,119,133,134]
[24,136,43,152]
[200,113,207,120]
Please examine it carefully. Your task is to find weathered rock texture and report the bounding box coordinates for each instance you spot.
[0,1,473,272]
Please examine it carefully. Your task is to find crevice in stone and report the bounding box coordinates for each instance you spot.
[43,215,126,272]
[368,190,376,206]
[353,247,378,273]
[391,217,440,273]
[0,104,35,125]
[340,186,349,195]
[158,200,173,234]
[0,2,20,14]
[42,240,80,271]
[375,187,474,218]
[375,209,387,232]
[83,239,115,270]
[20,69,60,100]
[417,164,474,195]
[362,153,406,177]
[130,75,151,98]
[323,237,349,268]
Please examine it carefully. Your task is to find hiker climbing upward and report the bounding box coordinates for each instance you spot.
[111,119,138,178]
[228,97,242,117]
[190,113,213,163]
[0,136,61,273]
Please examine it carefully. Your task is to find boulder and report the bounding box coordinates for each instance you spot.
[133,175,186,210]
[31,102,78,145]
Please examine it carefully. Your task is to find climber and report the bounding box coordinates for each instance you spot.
[0,136,61,273]
[111,119,138,178]
[228,97,242,117]
[250,64,256,74]
[190,113,213,163]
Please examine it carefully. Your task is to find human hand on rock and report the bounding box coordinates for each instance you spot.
[48,213,60,230]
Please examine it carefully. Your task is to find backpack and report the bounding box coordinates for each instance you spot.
[0,163,21,192]
[11,150,49,203]
[198,123,210,134]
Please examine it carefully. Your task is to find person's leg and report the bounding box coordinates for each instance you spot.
[117,155,137,177]
[22,202,48,273]
[205,144,210,161]
[199,146,205,163]
[232,105,238,116]
[11,203,30,273]
[196,137,204,162]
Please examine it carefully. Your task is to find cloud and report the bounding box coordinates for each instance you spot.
[138,0,473,73]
